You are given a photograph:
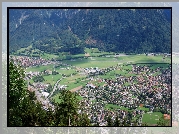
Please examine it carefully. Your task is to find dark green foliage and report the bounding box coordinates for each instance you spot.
[53,90,90,126]
[114,115,120,126]
[20,91,54,126]
[9,9,171,55]
[107,115,113,126]
[157,117,170,126]
[9,61,26,110]
[32,75,45,82]
[45,84,53,93]
[52,71,59,75]
[9,61,54,126]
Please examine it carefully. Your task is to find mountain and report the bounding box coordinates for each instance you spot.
[9,9,171,54]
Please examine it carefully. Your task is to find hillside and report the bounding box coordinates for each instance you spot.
[9,8,171,55]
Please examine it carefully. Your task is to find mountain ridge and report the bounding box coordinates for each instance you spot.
[9,9,171,54]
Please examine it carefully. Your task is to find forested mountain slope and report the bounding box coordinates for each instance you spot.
[9,9,171,54]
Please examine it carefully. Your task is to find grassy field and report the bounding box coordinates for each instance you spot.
[105,104,132,111]
[118,54,171,64]
[43,74,62,86]
[59,74,87,90]
[142,112,163,125]
[99,64,136,79]
[40,53,59,60]
[55,68,76,76]
[105,104,121,110]
[62,58,120,68]
[25,64,54,72]
[137,107,149,112]
[91,81,106,87]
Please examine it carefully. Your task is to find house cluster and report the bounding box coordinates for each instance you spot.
[76,63,171,125]
[84,67,101,75]
[57,84,67,90]
[33,83,49,90]
[25,71,40,79]
[10,56,52,68]
[28,85,54,111]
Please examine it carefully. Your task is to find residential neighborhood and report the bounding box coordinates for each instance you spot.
[9,54,172,126]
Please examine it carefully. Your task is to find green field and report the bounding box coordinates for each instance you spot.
[55,68,76,76]
[118,54,171,64]
[40,53,59,60]
[59,74,87,90]
[62,58,120,68]
[105,104,121,110]
[137,107,149,112]
[26,64,54,72]
[135,63,170,70]
[105,104,131,111]
[142,112,163,125]
[25,54,171,92]
[43,74,62,86]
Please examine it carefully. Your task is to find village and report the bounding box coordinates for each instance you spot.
[75,63,171,126]
[9,54,171,126]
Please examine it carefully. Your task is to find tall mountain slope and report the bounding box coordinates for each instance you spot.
[9,9,171,54]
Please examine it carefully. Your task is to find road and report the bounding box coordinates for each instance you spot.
[48,77,63,99]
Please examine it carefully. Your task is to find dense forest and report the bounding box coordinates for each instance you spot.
[9,9,171,55]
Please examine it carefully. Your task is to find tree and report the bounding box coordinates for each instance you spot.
[54,90,79,126]
[107,115,113,126]
[157,117,170,126]
[76,113,91,126]
[45,84,53,93]
[53,90,91,126]
[9,61,27,126]
[9,61,26,110]
[9,61,54,126]
[32,75,45,82]
[114,115,120,126]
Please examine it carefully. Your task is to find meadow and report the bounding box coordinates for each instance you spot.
[26,64,54,72]
[142,112,163,125]
[43,74,62,86]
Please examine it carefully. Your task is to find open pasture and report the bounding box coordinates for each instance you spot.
[62,58,120,68]
[43,74,62,86]
[142,112,163,125]
[55,68,76,76]
[25,64,54,72]
[59,74,87,90]
[118,54,170,64]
